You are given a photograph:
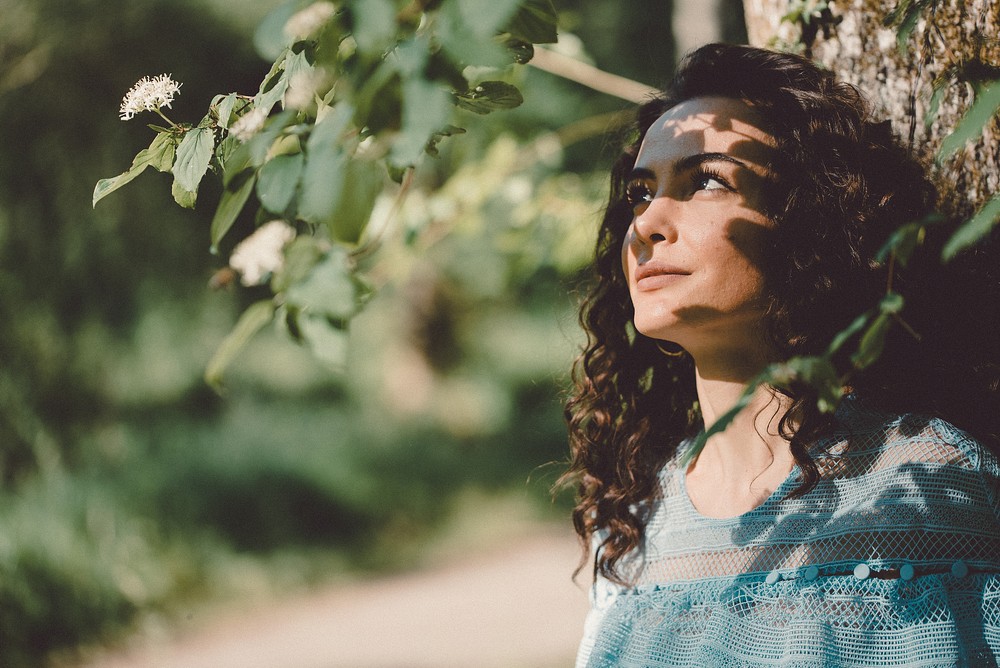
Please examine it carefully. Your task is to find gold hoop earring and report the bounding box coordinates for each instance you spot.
[655,341,686,358]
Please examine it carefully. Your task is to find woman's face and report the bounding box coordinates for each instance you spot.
[621,96,778,362]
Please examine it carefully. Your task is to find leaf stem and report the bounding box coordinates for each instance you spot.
[155,108,180,129]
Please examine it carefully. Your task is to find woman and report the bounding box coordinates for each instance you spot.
[565,43,1000,667]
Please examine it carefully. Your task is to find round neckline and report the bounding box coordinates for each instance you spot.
[675,461,801,523]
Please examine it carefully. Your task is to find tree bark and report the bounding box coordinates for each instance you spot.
[742,0,999,221]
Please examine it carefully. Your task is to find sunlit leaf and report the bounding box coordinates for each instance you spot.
[172,126,214,193]
[171,179,197,209]
[93,132,176,207]
[255,50,294,113]
[939,79,1000,159]
[210,172,257,252]
[942,194,1000,260]
[214,92,240,130]
[256,152,305,214]
[204,299,276,390]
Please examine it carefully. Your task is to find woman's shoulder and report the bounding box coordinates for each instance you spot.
[826,396,999,475]
[815,397,1000,523]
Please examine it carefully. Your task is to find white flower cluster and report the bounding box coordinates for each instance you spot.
[229,107,269,142]
[284,1,337,41]
[119,74,181,121]
[284,70,326,111]
[229,220,296,286]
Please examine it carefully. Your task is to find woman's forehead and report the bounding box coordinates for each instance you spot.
[637,96,776,168]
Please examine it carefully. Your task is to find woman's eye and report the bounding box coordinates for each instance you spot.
[625,181,654,209]
[693,172,730,192]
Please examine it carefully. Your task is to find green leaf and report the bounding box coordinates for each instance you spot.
[254,2,304,60]
[426,124,466,156]
[454,81,523,114]
[298,104,354,223]
[939,79,1000,159]
[255,50,293,113]
[171,179,198,209]
[883,0,932,52]
[350,0,397,56]
[282,49,314,89]
[827,309,873,356]
[205,299,276,391]
[438,9,510,68]
[504,39,534,64]
[393,35,431,78]
[285,247,361,320]
[879,291,904,315]
[93,132,176,207]
[391,78,453,165]
[679,379,760,467]
[851,312,892,369]
[770,356,842,414]
[172,127,215,194]
[329,158,383,243]
[298,149,346,224]
[456,0,523,38]
[297,313,350,368]
[942,194,1000,260]
[271,235,324,292]
[214,93,240,130]
[256,152,305,214]
[210,172,257,252]
[874,218,933,266]
[504,0,558,44]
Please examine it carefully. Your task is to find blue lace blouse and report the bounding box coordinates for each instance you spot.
[576,400,1000,667]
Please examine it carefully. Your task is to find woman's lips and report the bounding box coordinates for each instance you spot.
[635,262,690,291]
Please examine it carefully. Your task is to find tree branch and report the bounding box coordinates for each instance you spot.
[528,47,660,104]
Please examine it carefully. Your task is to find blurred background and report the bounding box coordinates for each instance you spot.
[0,0,745,665]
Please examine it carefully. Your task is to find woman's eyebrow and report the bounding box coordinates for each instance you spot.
[627,167,656,182]
[628,153,752,183]
[674,152,750,173]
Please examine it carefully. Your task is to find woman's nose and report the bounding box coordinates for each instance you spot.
[632,198,677,245]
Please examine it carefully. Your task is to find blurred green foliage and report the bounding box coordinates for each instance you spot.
[0,0,725,663]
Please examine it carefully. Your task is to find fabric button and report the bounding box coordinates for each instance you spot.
[765,571,780,585]
[853,563,871,580]
[951,560,969,579]
[804,565,819,581]
[899,564,915,581]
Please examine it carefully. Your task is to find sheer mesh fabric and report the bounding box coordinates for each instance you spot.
[576,399,1000,667]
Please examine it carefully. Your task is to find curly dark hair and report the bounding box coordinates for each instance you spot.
[563,43,1000,585]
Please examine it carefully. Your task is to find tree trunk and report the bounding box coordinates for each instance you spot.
[742,0,999,222]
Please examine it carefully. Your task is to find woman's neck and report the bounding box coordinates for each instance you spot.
[684,351,797,517]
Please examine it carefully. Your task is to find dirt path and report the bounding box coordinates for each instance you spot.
[79,528,589,668]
